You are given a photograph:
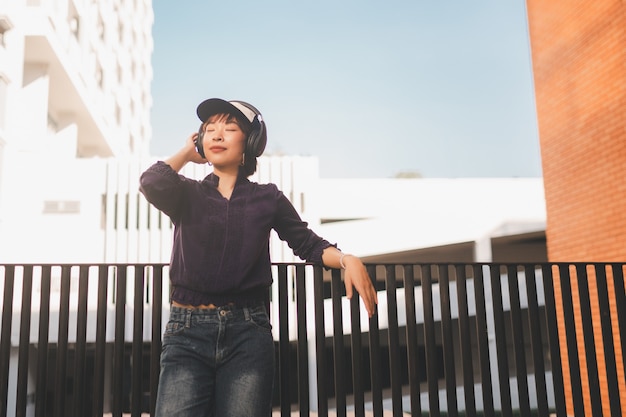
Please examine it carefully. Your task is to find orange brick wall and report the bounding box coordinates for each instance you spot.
[526,0,626,262]
[525,1,626,416]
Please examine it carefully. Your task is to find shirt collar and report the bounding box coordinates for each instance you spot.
[202,172,249,188]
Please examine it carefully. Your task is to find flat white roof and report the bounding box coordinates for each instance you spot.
[313,178,546,257]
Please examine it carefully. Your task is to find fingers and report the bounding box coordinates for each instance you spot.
[344,271,377,318]
[363,289,377,318]
[366,284,378,317]
[344,275,354,300]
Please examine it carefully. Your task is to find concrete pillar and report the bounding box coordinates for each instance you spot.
[473,235,493,263]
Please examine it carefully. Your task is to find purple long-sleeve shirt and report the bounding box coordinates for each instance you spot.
[139,161,333,306]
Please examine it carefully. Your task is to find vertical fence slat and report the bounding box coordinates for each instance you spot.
[595,264,622,416]
[524,265,549,416]
[35,266,52,417]
[150,265,163,417]
[507,264,530,416]
[16,266,33,417]
[295,265,310,417]
[490,264,511,416]
[403,265,422,415]
[349,290,364,417]
[473,264,494,416]
[422,264,440,416]
[439,264,457,417]
[367,265,383,417]
[575,264,603,416]
[277,264,291,417]
[612,264,626,396]
[574,266,599,415]
[54,265,72,417]
[331,268,346,417]
[384,265,403,417]
[559,264,585,416]
[131,265,145,417]
[456,265,475,417]
[93,264,109,417]
[73,265,90,417]
[0,265,15,417]
[313,266,328,417]
[112,265,127,417]
[542,264,566,416]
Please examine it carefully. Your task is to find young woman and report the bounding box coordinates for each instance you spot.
[139,98,377,417]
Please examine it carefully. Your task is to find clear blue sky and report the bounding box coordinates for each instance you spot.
[150,1,542,179]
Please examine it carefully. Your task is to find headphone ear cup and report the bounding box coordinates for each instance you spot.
[195,124,206,158]
[246,118,267,157]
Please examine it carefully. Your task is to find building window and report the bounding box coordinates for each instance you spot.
[67,1,80,40]
[47,113,58,134]
[95,62,103,89]
[118,22,124,44]
[0,73,8,130]
[97,16,105,41]
[0,137,4,208]
[0,15,14,47]
[68,16,79,39]
[116,104,121,125]
[43,200,81,214]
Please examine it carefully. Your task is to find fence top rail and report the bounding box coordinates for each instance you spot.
[1,261,625,267]
[0,260,626,266]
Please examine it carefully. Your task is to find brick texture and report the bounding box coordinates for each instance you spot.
[525,1,626,416]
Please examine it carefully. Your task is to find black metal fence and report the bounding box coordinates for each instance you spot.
[0,262,624,417]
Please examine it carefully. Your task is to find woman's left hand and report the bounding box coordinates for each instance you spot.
[342,255,378,318]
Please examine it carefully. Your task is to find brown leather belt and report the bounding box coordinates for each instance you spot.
[172,301,240,310]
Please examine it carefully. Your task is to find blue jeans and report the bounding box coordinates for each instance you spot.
[155,304,275,417]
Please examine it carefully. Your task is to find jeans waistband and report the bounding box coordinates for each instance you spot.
[169,301,266,324]
[171,300,264,311]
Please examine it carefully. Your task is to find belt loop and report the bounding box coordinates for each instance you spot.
[243,306,251,321]
[185,308,192,328]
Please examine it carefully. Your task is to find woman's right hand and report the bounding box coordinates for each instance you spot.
[163,132,209,172]
[186,132,208,164]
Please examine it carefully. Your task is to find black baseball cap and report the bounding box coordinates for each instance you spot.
[196,98,261,124]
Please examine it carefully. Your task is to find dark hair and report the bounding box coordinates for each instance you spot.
[239,152,257,177]
[203,113,258,177]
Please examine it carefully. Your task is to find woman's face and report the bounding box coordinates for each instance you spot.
[202,114,247,168]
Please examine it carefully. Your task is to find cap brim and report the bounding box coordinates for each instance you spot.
[196,98,252,123]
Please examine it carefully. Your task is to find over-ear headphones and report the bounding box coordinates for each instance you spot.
[234,100,267,159]
[195,99,267,160]
[195,124,206,158]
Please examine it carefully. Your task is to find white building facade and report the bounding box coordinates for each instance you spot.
[0,0,154,262]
